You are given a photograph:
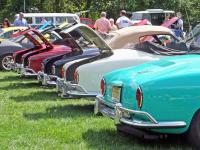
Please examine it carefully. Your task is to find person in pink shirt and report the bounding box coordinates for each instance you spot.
[94,12,111,38]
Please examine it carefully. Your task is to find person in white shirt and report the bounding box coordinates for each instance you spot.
[176,12,183,31]
[173,12,184,38]
[116,10,134,29]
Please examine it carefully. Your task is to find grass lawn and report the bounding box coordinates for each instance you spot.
[0,72,192,150]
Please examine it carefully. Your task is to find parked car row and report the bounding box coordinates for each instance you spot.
[1,19,200,149]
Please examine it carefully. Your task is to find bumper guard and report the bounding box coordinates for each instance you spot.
[95,95,186,129]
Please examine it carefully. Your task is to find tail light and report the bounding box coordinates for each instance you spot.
[136,87,143,109]
[100,78,106,95]
[74,70,79,83]
[61,67,64,78]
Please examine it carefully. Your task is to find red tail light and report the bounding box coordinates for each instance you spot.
[61,67,64,78]
[100,78,106,95]
[136,87,143,108]
[74,70,79,83]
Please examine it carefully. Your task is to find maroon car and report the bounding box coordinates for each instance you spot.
[13,28,82,77]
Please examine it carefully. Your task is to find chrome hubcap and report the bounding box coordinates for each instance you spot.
[2,55,14,70]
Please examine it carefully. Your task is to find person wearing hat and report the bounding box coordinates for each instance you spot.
[13,12,28,27]
[116,10,134,29]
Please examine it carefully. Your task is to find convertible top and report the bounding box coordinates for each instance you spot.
[108,25,172,49]
[133,41,188,56]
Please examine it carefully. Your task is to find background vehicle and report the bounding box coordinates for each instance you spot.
[23,13,80,27]
[131,9,175,25]
[0,27,27,41]
[80,18,95,29]
[57,25,186,98]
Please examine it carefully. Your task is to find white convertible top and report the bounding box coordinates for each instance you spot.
[107,25,172,49]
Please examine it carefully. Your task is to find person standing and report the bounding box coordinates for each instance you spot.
[109,18,118,31]
[116,10,134,29]
[13,12,28,27]
[2,18,11,28]
[174,12,184,38]
[94,12,111,38]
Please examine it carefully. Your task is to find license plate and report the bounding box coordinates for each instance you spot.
[112,86,121,102]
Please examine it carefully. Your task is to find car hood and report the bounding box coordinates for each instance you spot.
[62,24,112,54]
[0,40,24,50]
[105,54,200,85]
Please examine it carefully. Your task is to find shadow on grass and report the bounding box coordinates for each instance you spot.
[23,104,94,120]
[0,74,34,82]
[11,90,58,102]
[82,129,191,150]
[0,82,41,90]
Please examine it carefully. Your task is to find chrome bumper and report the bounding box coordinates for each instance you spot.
[11,63,22,73]
[56,77,65,93]
[57,80,97,98]
[20,67,38,77]
[37,71,57,86]
[95,95,186,129]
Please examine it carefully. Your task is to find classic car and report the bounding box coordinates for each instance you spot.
[12,22,74,73]
[38,17,179,86]
[13,28,77,77]
[80,17,95,29]
[0,25,64,71]
[56,25,189,98]
[38,48,100,86]
[11,28,63,71]
[0,26,27,41]
[17,23,108,78]
[94,53,200,149]
[38,22,145,86]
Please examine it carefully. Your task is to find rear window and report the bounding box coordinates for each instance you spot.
[66,16,76,23]
[56,17,67,24]
[35,17,53,24]
[26,17,33,24]
[131,13,143,20]
[81,19,93,25]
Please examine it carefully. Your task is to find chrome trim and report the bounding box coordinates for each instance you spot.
[20,67,38,77]
[37,71,58,86]
[95,95,187,129]
[12,63,23,73]
[60,81,97,98]
[94,95,115,117]
[56,78,65,92]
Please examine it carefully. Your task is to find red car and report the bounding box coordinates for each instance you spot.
[13,28,81,77]
[80,18,95,29]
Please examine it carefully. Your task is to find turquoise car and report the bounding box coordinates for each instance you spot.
[94,54,200,149]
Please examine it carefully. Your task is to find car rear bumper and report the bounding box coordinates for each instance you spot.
[11,63,22,73]
[20,67,38,77]
[37,71,57,86]
[95,95,186,129]
[56,79,98,98]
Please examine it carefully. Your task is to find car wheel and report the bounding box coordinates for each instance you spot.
[0,54,14,71]
[187,110,200,149]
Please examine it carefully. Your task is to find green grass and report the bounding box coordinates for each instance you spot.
[0,72,192,150]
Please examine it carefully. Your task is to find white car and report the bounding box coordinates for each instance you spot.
[56,25,186,98]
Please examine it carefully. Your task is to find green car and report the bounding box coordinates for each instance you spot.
[94,54,200,149]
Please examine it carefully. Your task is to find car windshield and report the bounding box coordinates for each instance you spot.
[122,33,195,56]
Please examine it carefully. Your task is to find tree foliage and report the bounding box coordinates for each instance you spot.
[0,0,199,27]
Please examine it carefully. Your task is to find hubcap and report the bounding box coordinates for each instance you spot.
[2,55,14,70]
